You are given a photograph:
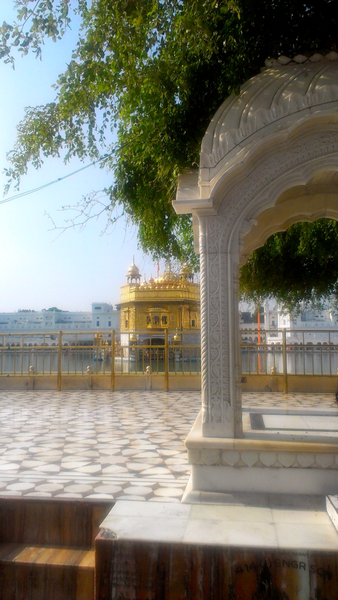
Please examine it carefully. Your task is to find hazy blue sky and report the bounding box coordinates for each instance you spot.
[0,4,158,312]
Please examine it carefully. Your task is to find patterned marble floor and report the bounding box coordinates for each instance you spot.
[0,390,201,503]
[0,390,336,502]
[242,391,337,409]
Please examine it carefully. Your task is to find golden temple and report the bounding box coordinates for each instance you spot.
[118,259,200,337]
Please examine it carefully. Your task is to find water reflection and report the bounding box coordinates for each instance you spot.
[0,347,201,375]
[241,347,338,375]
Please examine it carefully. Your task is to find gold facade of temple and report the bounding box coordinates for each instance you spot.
[118,260,200,335]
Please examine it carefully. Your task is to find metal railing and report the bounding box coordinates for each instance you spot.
[0,330,201,390]
[240,328,338,391]
[3,326,337,392]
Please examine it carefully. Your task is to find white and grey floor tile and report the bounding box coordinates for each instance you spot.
[1,390,337,502]
[0,390,200,501]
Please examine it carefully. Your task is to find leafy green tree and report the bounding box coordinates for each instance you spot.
[1,1,338,277]
[240,220,338,312]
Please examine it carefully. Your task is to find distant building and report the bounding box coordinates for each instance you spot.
[0,259,201,343]
[239,303,268,344]
[0,304,119,334]
[117,259,200,346]
[91,303,119,329]
[240,299,338,344]
[239,299,338,345]
[263,301,338,344]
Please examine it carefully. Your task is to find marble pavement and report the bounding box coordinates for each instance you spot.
[0,390,337,501]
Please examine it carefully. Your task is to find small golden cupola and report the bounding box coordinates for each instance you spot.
[126,257,141,285]
[180,262,194,282]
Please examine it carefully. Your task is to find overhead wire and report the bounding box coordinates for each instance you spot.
[0,133,142,206]
[0,153,112,206]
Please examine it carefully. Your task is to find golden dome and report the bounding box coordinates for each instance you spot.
[161,265,178,282]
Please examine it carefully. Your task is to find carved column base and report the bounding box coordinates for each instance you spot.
[202,417,234,438]
[184,411,338,503]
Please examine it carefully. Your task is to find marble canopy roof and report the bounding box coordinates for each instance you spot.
[174,52,338,219]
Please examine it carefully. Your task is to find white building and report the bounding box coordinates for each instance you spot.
[265,303,338,345]
[239,299,278,343]
[239,299,338,345]
[91,303,119,329]
[0,304,120,333]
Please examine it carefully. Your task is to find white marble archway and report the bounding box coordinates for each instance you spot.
[202,122,338,439]
[174,54,338,498]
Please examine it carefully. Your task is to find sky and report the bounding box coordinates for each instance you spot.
[0,4,157,313]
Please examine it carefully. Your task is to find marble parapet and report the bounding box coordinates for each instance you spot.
[184,412,338,498]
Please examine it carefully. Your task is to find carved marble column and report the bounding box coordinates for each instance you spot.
[199,215,240,438]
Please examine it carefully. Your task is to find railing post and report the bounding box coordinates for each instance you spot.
[164,329,169,392]
[57,330,62,391]
[111,330,115,392]
[0,334,3,376]
[87,365,92,389]
[282,328,288,393]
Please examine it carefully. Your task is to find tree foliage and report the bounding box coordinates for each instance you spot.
[1,1,338,278]
[240,220,338,312]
